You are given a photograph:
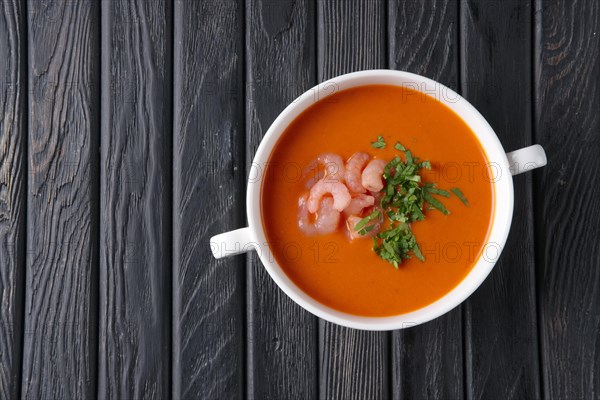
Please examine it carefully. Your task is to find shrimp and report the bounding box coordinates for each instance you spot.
[344,152,370,193]
[346,213,382,240]
[343,194,375,216]
[298,195,340,236]
[318,153,345,183]
[307,180,351,213]
[361,159,387,192]
[304,170,324,189]
[304,153,345,186]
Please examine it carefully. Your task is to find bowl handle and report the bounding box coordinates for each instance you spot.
[506,144,547,175]
[209,227,256,259]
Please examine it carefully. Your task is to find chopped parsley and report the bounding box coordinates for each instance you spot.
[451,187,469,206]
[355,140,468,268]
[371,135,387,149]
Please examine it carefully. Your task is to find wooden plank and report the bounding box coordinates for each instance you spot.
[98,1,171,398]
[172,0,245,398]
[460,1,541,398]
[317,1,389,398]
[22,0,100,398]
[245,0,318,398]
[389,0,458,83]
[388,1,464,399]
[534,0,600,398]
[0,0,26,398]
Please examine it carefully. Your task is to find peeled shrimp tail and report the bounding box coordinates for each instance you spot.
[307,180,351,213]
[298,194,341,236]
[343,194,375,217]
[317,153,345,183]
[362,159,387,192]
[345,152,370,193]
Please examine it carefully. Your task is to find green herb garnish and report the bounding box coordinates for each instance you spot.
[371,135,386,149]
[423,192,450,215]
[394,142,406,151]
[424,184,451,197]
[451,187,469,206]
[355,138,468,268]
[355,209,381,235]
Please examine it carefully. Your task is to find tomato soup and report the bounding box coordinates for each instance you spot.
[261,85,494,317]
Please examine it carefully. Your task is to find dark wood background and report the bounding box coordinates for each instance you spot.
[0,0,598,399]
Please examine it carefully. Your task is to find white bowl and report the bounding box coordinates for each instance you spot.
[210,70,546,331]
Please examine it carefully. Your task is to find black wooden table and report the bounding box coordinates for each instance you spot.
[0,0,598,399]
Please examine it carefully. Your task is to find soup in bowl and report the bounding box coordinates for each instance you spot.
[210,70,546,330]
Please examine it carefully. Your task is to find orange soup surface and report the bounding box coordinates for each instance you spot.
[261,85,494,317]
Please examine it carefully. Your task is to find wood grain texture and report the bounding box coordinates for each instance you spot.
[461,1,541,399]
[317,1,389,398]
[319,328,389,400]
[22,0,100,399]
[98,1,171,398]
[534,0,600,398]
[172,0,245,398]
[0,0,26,398]
[389,0,458,82]
[245,1,318,399]
[318,0,386,79]
[389,6,462,399]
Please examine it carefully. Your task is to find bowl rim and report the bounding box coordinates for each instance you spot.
[246,69,514,331]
